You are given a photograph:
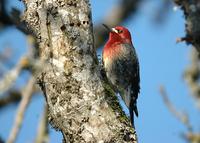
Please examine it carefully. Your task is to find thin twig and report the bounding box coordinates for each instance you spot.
[0,57,28,97]
[34,104,49,143]
[0,85,40,108]
[0,35,38,99]
[184,48,200,110]
[6,75,36,143]
[159,85,193,132]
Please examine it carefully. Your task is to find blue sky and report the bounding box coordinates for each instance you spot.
[0,0,199,143]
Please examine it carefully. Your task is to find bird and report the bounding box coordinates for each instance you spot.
[102,23,140,128]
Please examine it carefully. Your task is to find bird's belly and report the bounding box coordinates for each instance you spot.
[104,59,117,89]
[105,58,126,93]
[105,62,132,108]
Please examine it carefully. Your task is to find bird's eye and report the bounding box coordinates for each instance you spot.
[118,30,123,33]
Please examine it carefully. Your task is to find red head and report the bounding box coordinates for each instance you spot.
[102,24,132,45]
[102,24,133,63]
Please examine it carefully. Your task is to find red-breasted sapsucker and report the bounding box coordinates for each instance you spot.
[102,24,140,128]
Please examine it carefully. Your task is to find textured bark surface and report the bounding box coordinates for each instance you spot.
[174,0,200,52]
[20,0,138,142]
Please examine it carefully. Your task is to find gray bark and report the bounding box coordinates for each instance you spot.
[20,0,138,142]
[174,0,200,52]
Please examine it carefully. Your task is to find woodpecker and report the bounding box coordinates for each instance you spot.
[102,24,140,128]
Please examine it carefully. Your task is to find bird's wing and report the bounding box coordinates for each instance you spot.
[116,43,140,96]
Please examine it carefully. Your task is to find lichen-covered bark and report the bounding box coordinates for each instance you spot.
[20,0,137,142]
[174,0,200,52]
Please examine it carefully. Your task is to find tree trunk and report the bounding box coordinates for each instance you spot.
[20,0,138,142]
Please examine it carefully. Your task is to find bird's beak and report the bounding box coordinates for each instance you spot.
[102,23,118,33]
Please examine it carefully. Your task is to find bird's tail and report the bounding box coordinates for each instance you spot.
[130,99,138,128]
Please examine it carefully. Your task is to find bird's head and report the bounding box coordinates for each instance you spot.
[103,24,132,45]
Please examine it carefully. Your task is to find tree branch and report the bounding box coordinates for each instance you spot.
[184,48,200,109]
[159,85,193,132]
[159,86,200,142]
[174,0,200,52]
[35,104,49,143]
[6,75,35,143]
[0,86,40,108]
[0,57,26,97]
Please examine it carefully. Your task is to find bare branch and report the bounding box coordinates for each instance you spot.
[6,75,36,143]
[10,8,30,35]
[159,85,193,132]
[184,48,200,109]
[0,57,27,97]
[0,89,21,107]
[35,104,49,143]
[0,86,40,108]
[184,133,200,143]
[174,0,200,52]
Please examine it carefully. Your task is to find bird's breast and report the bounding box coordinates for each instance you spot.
[103,42,123,67]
